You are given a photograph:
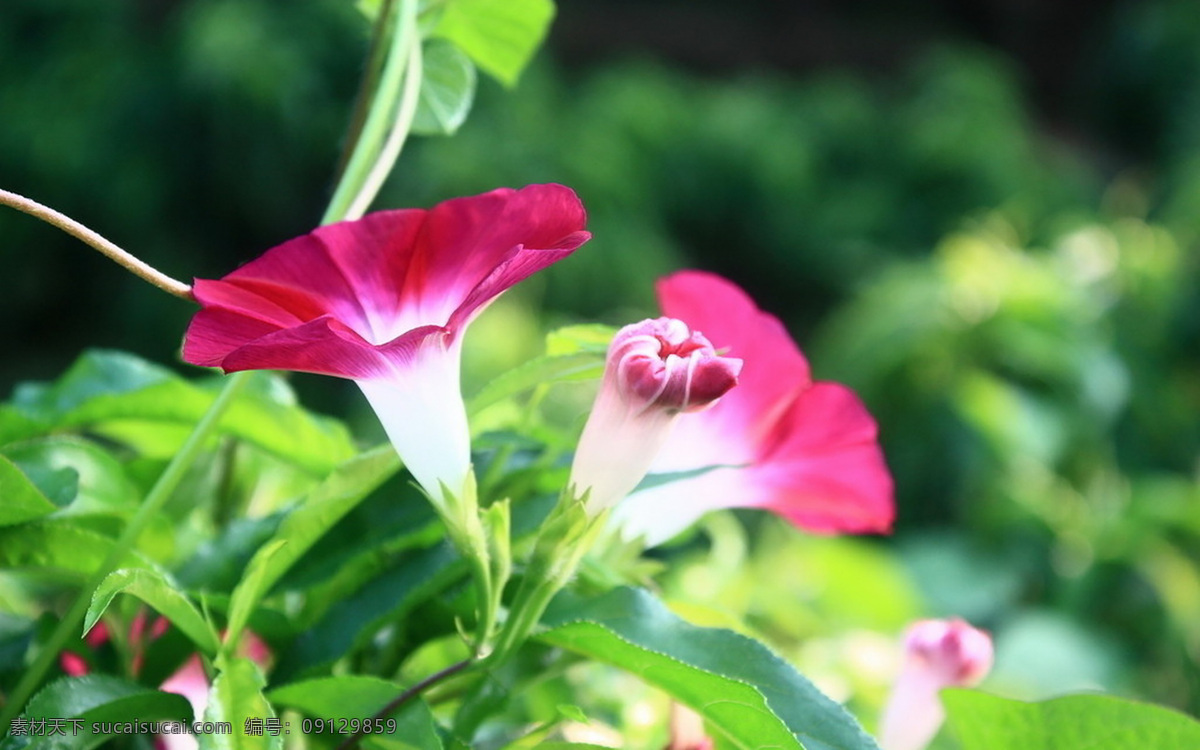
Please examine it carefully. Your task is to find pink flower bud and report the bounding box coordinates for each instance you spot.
[904,618,993,687]
[666,703,715,750]
[570,318,741,514]
[879,619,994,750]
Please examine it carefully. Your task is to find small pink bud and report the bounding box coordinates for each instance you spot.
[60,651,89,677]
[904,618,993,687]
[879,618,994,750]
[611,318,741,414]
[570,318,741,514]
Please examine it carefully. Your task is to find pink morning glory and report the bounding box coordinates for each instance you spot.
[183,184,590,506]
[612,271,894,544]
[570,317,742,514]
[879,618,994,750]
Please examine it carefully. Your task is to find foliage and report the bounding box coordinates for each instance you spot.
[4,0,1200,748]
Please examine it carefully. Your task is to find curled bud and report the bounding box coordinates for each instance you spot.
[570,318,741,514]
[879,618,994,750]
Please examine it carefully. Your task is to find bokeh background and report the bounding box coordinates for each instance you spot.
[4,0,1200,733]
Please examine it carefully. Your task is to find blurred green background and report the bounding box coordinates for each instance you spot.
[4,0,1200,729]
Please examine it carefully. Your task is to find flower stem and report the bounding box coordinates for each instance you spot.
[322,0,419,225]
[0,188,193,300]
[345,38,423,220]
[0,372,251,734]
[331,0,399,184]
[334,658,473,750]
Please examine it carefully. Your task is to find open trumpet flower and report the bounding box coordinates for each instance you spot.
[612,271,894,545]
[183,184,590,507]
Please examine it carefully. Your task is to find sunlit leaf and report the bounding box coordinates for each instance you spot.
[943,690,1200,750]
[3,438,139,519]
[538,587,879,750]
[432,0,554,86]
[412,39,476,135]
[10,351,355,475]
[202,657,280,750]
[0,520,157,581]
[468,353,602,416]
[85,568,219,657]
[0,455,60,527]
[544,325,615,357]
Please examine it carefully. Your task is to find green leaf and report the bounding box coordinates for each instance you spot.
[268,676,443,750]
[202,657,281,750]
[943,690,1200,750]
[0,520,156,581]
[5,675,192,750]
[176,515,284,592]
[3,438,140,519]
[225,540,288,653]
[276,542,462,679]
[432,0,555,86]
[224,446,400,647]
[85,568,219,656]
[412,39,476,135]
[544,324,615,357]
[11,351,355,475]
[0,455,59,527]
[0,405,43,448]
[469,353,603,416]
[539,587,879,750]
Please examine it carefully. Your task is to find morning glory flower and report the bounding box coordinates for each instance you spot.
[611,271,894,545]
[183,184,590,507]
[569,317,742,515]
[879,618,994,750]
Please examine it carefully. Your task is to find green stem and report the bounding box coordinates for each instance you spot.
[335,658,473,750]
[332,0,400,184]
[345,37,423,219]
[322,0,419,225]
[0,372,251,733]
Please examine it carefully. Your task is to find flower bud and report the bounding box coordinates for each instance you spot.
[904,618,993,687]
[570,318,741,514]
[879,618,994,750]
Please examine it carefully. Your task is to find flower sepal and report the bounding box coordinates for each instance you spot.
[488,488,610,665]
[433,471,511,654]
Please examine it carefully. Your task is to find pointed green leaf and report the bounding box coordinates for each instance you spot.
[202,657,280,750]
[3,438,139,519]
[432,0,555,86]
[0,455,59,527]
[544,324,615,357]
[225,446,400,647]
[469,353,602,416]
[277,542,462,679]
[11,351,355,474]
[225,539,287,653]
[538,587,879,750]
[943,690,1200,750]
[6,675,191,750]
[85,568,219,656]
[412,39,476,135]
[0,520,156,581]
[269,675,442,750]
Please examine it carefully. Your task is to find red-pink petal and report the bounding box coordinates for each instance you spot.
[415,184,590,322]
[657,271,812,450]
[182,184,590,380]
[749,382,894,533]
